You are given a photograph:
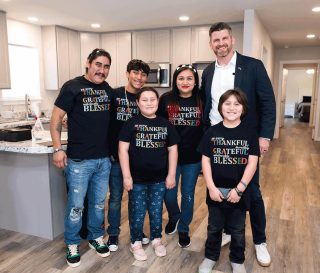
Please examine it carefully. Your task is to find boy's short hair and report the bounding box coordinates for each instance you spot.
[218,89,248,119]
[127,59,150,75]
[136,87,159,100]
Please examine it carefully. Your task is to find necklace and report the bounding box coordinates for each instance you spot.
[124,88,130,113]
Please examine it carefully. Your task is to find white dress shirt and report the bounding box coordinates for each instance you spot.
[209,52,237,125]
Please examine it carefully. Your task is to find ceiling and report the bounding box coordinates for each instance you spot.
[0,0,320,48]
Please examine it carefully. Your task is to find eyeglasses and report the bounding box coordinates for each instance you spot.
[176,64,197,73]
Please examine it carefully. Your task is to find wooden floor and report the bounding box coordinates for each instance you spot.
[0,119,319,273]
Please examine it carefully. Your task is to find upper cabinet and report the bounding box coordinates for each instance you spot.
[0,11,11,89]
[191,26,213,63]
[171,28,191,70]
[132,30,170,63]
[101,32,131,88]
[80,33,100,74]
[42,26,81,90]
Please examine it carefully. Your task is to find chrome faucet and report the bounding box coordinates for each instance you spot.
[25,94,33,120]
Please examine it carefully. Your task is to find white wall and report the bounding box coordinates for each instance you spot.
[286,69,313,104]
[0,19,58,114]
[243,9,274,79]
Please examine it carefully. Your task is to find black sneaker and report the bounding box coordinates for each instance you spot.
[178,232,191,248]
[89,236,110,257]
[142,233,150,245]
[66,244,81,267]
[165,219,179,235]
[107,235,119,252]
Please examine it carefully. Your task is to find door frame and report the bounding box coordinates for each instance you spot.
[275,59,320,141]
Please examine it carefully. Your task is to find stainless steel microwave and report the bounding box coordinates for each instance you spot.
[144,63,171,88]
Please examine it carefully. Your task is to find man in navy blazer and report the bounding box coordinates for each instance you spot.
[200,22,276,269]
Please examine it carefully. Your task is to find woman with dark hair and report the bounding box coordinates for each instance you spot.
[158,64,203,248]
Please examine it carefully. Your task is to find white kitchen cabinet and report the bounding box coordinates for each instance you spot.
[80,32,100,74]
[42,26,81,90]
[172,28,191,71]
[101,32,131,88]
[0,11,11,89]
[132,29,170,63]
[191,26,213,63]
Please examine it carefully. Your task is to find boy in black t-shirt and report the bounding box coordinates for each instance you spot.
[198,89,259,273]
[119,87,179,261]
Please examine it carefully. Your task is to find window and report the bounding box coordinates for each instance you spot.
[2,45,41,99]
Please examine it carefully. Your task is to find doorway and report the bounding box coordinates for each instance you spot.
[277,61,320,140]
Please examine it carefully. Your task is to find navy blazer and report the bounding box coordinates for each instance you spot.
[201,52,276,140]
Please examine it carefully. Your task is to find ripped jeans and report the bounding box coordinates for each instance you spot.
[64,157,111,245]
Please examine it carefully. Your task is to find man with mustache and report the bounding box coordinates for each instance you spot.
[50,48,113,268]
[199,22,276,272]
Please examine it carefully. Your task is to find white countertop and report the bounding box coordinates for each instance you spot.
[0,117,50,129]
[0,131,67,154]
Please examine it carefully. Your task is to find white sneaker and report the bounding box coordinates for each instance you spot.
[255,243,271,266]
[198,258,216,273]
[231,262,247,273]
[221,232,231,247]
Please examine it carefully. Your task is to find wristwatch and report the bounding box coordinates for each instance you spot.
[53,147,64,153]
[235,187,243,197]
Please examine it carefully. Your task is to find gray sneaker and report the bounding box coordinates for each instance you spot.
[231,262,247,273]
[199,258,216,273]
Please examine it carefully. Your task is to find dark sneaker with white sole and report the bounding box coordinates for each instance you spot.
[142,233,150,245]
[89,236,110,257]
[178,232,191,248]
[66,244,81,267]
[165,219,179,235]
[107,235,119,252]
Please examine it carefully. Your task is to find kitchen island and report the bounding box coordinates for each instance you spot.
[0,131,68,240]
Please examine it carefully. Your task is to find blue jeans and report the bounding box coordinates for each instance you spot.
[64,157,111,245]
[128,182,165,243]
[107,161,123,236]
[164,162,201,232]
[205,206,246,264]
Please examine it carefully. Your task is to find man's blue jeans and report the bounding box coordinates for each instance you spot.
[164,162,201,232]
[64,157,111,245]
[107,161,123,236]
[128,182,165,243]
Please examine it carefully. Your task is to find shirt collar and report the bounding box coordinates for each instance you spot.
[215,51,237,68]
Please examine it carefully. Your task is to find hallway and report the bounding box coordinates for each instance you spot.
[0,119,319,273]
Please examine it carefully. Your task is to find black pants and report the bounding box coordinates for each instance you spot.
[225,166,266,244]
[205,206,246,264]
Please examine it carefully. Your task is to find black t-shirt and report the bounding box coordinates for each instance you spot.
[198,121,260,208]
[119,114,180,184]
[109,87,139,160]
[54,76,112,159]
[158,93,203,164]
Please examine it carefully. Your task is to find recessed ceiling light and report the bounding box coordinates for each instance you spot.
[91,23,101,28]
[306,34,316,39]
[27,17,39,22]
[306,69,315,75]
[179,16,189,22]
[312,6,320,12]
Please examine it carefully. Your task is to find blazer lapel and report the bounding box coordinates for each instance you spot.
[206,62,215,96]
[234,52,244,88]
